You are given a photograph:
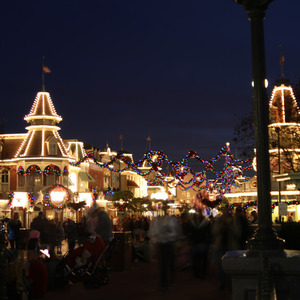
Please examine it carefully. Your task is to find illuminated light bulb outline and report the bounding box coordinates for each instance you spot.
[71,144,252,197]
[24,92,62,122]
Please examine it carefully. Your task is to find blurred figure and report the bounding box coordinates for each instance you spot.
[7,212,22,249]
[234,207,249,249]
[190,213,212,279]
[76,217,87,246]
[95,206,113,245]
[212,206,239,290]
[249,210,258,224]
[86,203,100,236]
[112,216,119,231]
[148,209,180,291]
[132,236,153,262]
[26,241,48,299]
[30,212,50,247]
[28,229,41,256]
[47,219,57,252]
[65,219,77,253]
[177,212,193,270]
[55,221,64,255]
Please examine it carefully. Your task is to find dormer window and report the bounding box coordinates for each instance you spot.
[47,136,57,156]
[49,142,57,155]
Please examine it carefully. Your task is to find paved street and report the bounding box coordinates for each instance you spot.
[43,241,232,300]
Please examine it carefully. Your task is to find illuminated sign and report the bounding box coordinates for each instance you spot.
[150,192,168,200]
[79,193,93,207]
[12,192,28,208]
[50,186,67,206]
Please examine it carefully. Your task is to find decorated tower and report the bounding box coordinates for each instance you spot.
[12,90,75,214]
[16,91,69,158]
[268,80,300,173]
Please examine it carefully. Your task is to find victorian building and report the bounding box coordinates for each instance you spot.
[225,79,300,221]
[0,90,100,226]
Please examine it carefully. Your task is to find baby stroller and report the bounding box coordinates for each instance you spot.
[55,235,114,289]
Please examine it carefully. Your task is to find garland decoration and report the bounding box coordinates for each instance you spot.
[113,202,128,212]
[63,166,69,176]
[17,166,25,175]
[26,165,42,174]
[70,144,253,197]
[28,192,35,207]
[44,164,61,176]
[8,192,14,208]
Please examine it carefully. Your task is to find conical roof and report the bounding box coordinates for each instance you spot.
[269,83,300,124]
[24,92,62,123]
[15,91,69,158]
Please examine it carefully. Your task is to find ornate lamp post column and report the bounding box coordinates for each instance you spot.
[223,3,300,299]
[235,0,283,252]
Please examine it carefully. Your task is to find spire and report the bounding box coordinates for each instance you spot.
[24,92,62,123]
[15,91,69,158]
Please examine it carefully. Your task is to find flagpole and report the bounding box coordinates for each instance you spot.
[120,134,123,151]
[42,56,45,91]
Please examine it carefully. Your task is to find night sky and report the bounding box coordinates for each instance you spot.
[1,1,300,164]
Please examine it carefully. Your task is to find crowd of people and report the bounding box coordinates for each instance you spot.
[1,204,261,298]
[146,206,256,292]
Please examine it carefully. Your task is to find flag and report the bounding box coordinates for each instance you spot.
[146,136,151,142]
[43,65,51,73]
[119,134,123,141]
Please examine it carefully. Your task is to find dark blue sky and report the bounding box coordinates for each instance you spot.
[1,0,300,163]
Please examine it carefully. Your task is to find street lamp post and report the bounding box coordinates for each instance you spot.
[235,0,284,252]
[223,3,300,299]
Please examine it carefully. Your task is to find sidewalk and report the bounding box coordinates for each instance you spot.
[43,241,232,300]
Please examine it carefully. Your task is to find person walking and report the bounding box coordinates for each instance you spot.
[190,213,212,279]
[95,206,113,245]
[234,206,249,249]
[148,208,180,291]
[30,212,50,247]
[212,206,239,290]
[65,218,77,253]
[7,212,22,249]
[55,221,65,255]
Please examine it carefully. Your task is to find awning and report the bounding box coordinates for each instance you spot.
[79,172,95,182]
[127,180,139,188]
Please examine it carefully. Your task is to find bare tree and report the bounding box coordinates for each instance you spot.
[269,124,300,173]
[233,112,255,161]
